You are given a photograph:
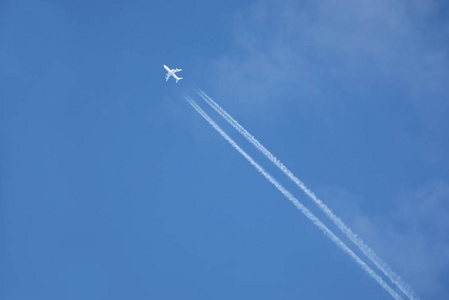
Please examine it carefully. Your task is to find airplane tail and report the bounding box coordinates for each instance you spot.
[176,77,183,83]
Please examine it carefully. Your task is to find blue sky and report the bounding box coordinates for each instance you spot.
[1,0,448,299]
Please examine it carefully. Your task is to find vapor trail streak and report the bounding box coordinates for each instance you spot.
[185,96,403,300]
[194,88,417,300]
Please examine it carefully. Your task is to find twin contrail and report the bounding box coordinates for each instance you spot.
[193,88,417,300]
[185,95,403,300]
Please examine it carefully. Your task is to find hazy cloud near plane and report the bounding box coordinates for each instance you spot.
[213,0,449,128]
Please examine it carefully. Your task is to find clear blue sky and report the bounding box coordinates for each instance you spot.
[1,0,448,299]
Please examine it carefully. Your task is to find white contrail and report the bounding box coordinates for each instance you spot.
[185,96,403,300]
[194,87,417,300]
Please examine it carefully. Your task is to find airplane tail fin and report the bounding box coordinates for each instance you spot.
[176,77,183,83]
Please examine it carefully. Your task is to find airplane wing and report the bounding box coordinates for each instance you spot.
[165,73,171,81]
[174,68,182,73]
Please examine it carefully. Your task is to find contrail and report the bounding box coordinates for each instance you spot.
[194,88,417,300]
[185,96,403,300]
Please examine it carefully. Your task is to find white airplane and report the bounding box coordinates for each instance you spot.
[163,65,183,83]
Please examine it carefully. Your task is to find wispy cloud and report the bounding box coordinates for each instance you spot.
[205,2,449,297]
[319,181,449,299]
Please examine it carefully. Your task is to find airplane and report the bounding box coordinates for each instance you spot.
[163,65,183,83]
